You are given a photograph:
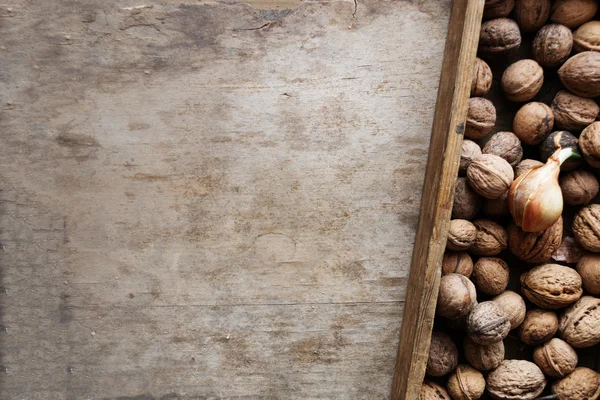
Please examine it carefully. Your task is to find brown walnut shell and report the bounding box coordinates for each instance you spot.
[460,140,482,176]
[501,59,544,102]
[576,253,600,295]
[508,217,563,264]
[467,301,510,345]
[479,18,522,59]
[421,381,452,400]
[471,58,493,97]
[515,0,551,33]
[472,257,509,296]
[467,155,514,200]
[558,51,600,98]
[453,178,482,220]
[464,336,505,371]
[513,102,553,145]
[573,204,600,252]
[515,159,543,177]
[550,0,598,29]
[551,90,599,132]
[471,219,508,256]
[539,131,582,171]
[486,360,546,400]
[427,331,459,377]
[533,338,578,378]
[580,122,600,168]
[559,296,600,348]
[492,291,526,330]
[466,98,496,140]
[520,263,583,309]
[483,191,509,219]
[519,309,559,346]
[482,131,523,167]
[447,219,477,251]
[447,364,486,400]
[574,20,600,53]
[560,169,599,206]
[532,24,573,67]
[442,251,473,277]
[552,367,600,400]
[484,0,515,19]
[437,273,477,319]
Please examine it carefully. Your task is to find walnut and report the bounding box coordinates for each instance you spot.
[551,90,600,132]
[508,217,563,263]
[579,122,600,168]
[576,253,600,295]
[574,21,600,53]
[560,169,599,206]
[447,219,477,251]
[482,131,523,167]
[447,364,486,400]
[486,360,546,400]
[540,131,582,171]
[501,59,543,103]
[559,296,600,348]
[460,140,482,176]
[492,290,527,330]
[427,331,459,377]
[484,0,515,19]
[515,159,543,177]
[453,178,482,220]
[552,367,600,400]
[437,273,477,319]
[467,155,514,199]
[550,0,598,29]
[519,309,559,346]
[515,0,551,32]
[467,301,511,345]
[573,204,600,252]
[479,18,522,59]
[513,102,554,145]
[520,263,583,309]
[464,336,505,371]
[421,381,452,400]
[532,24,573,67]
[471,219,508,256]
[483,191,509,219]
[533,338,578,378]
[472,257,509,296]
[471,58,493,97]
[552,236,585,264]
[466,98,496,139]
[442,251,473,277]
[558,52,600,98]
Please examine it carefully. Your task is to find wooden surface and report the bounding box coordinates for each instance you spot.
[391,0,484,399]
[0,0,452,398]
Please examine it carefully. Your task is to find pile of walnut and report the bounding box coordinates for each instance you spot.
[422,2,600,400]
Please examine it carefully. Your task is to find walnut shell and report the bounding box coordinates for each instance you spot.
[471,219,508,256]
[532,24,574,67]
[550,0,598,29]
[576,253,600,295]
[552,367,600,400]
[447,219,477,251]
[515,159,543,177]
[471,58,493,97]
[560,169,599,206]
[520,263,583,309]
[492,290,527,330]
[580,122,600,168]
[515,0,551,32]
[559,295,600,348]
[447,364,486,400]
[573,204,600,252]
[460,140,482,176]
[574,20,600,53]
[533,338,578,378]
[508,217,563,263]
[427,331,459,377]
[519,309,559,346]
[453,178,482,220]
[464,336,505,371]
[558,52,600,98]
[540,131,582,171]
[467,155,514,199]
[513,102,553,145]
[551,90,599,132]
[486,360,546,400]
[483,191,509,219]
[467,301,511,345]
[484,0,515,19]
[482,131,523,167]
[472,257,509,296]
[442,251,474,277]
[466,98,497,140]
[501,59,544,102]
[437,273,478,319]
[479,18,522,59]
[421,381,452,400]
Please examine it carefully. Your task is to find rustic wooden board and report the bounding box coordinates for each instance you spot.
[0,0,454,398]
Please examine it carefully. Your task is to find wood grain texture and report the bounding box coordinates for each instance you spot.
[0,0,451,398]
[391,1,484,398]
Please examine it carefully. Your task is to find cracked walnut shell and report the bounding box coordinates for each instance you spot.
[533,338,578,378]
[467,301,510,345]
[573,204,600,252]
[532,24,573,67]
[447,364,485,400]
[520,263,582,309]
[501,59,543,102]
[486,360,546,400]
[559,296,600,348]
[467,155,514,200]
